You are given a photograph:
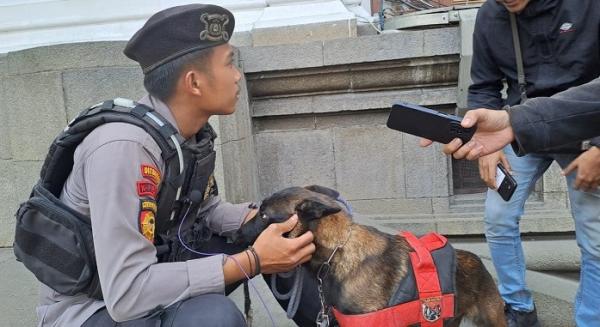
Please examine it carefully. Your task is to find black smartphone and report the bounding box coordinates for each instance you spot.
[496,163,517,202]
[386,102,476,144]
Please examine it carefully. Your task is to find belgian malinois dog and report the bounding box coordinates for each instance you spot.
[234,185,507,327]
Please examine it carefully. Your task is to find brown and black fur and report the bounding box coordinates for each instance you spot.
[233,185,506,327]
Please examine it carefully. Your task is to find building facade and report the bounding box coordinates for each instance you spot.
[0,1,578,325]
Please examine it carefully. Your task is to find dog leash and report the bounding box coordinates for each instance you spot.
[315,225,353,327]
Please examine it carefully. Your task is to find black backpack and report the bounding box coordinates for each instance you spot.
[13,98,188,300]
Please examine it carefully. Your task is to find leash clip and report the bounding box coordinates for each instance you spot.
[316,308,330,327]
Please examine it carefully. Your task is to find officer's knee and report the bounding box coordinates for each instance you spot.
[173,294,246,327]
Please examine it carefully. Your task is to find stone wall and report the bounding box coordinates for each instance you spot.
[0,27,572,247]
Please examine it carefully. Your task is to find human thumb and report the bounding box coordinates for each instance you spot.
[461,110,480,128]
[274,214,298,233]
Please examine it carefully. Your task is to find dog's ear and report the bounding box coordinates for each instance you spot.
[304,185,340,200]
[295,197,341,221]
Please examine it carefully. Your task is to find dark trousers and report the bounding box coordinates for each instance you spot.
[84,235,321,326]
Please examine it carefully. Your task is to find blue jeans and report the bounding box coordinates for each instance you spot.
[484,146,600,327]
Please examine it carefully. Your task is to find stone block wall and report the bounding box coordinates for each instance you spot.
[0,27,573,247]
[0,42,146,246]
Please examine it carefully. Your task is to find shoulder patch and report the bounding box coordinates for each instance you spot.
[141,164,161,185]
[139,210,156,242]
[140,199,157,213]
[137,180,158,199]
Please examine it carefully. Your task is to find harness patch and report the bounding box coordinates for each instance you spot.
[141,164,161,185]
[422,296,442,322]
[137,180,158,199]
[139,210,156,242]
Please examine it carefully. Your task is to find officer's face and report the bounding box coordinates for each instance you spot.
[201,44,242,115]
[497,0,530,13]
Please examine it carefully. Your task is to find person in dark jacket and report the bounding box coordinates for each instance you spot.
[420,77,600,191]
[467,0,600,326]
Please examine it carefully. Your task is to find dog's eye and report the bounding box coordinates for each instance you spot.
[260,213,268,220]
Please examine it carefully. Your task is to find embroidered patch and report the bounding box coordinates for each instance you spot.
[421,296,442,322]
[199,13,230,41]
[137,180,158,198]
[139,210,156,242]
[140,199,157,214]
[203,174,216,200]
[140,164,161,185]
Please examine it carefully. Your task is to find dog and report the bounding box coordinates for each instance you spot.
[234,185,507,327]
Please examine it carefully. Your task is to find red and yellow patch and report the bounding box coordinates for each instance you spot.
[137,180,158,199]
[140,199,157,213]
[140,164,161,185]
[139,210,156,242]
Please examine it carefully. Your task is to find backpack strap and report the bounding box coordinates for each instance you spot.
[39,98,186,227]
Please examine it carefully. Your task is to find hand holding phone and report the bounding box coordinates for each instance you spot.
[386,102,476,144]
[496,163,517,201]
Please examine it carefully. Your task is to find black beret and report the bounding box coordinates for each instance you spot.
[124,4,235,74]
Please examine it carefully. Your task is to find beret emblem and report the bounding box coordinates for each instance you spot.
[200,13,230,42]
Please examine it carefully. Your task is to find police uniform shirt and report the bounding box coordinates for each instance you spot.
[35,95,252,326]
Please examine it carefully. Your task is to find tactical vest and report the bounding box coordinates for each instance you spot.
[13,98,218,300]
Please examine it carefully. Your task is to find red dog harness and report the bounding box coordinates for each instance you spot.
[333,231,455,327]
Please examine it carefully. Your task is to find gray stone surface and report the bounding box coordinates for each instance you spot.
[351,198,433,215]
[1,246,575,327]
[423,27,460,57]
[0,161,17,246]
[251,86,457,117]
[0,53,6,76]
[220,138,260,204]
[239,42,324,73]
[453,237,580,272]
[62,67,145,120]
[333,126,406,200]
[229,31,253,48]
[5,72,66,161]
[543,161,568,193]
[316,111,388,129]
[255,129,335,198]
[402,134,450,198]
[0,66,11,160]
[0,160,42,246]
[254,115,317,133]
[209,117,228,202]
[0,248,38,327]
[323,27,459,66]
[7,41,134,75]
[252,19,356,47]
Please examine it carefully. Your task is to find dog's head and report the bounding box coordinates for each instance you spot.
[231,185,345,246]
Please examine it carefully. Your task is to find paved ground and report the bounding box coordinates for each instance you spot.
[1,244,576,327]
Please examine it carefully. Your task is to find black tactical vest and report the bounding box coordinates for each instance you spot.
[13,98,218,300]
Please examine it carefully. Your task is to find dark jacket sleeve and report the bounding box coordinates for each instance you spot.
[509,77,600,155]
[467,9,505,110]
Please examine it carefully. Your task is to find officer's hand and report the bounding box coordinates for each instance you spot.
[562,147,600,192]
[478,151,510,189]
[252,215,315,274]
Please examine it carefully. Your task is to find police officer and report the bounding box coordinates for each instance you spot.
[35,4,316,326]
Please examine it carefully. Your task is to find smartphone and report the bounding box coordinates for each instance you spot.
[496,163,517,202]
[386,102,476,144]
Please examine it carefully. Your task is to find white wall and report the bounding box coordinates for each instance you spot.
[0,0,372,53]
